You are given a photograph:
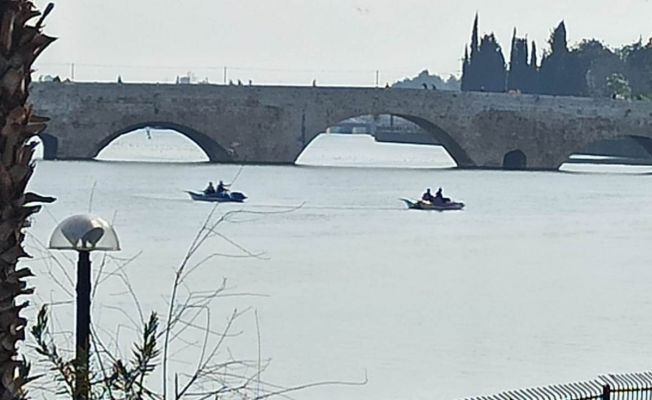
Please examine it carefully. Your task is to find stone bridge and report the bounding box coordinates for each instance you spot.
[30,82,652,169]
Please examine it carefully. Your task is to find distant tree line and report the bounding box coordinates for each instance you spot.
[461,14,652,99]
[392,70,460,90]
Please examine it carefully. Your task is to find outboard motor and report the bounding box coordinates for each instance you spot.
[229,192,247,202]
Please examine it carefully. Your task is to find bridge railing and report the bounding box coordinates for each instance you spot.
[463,372,652,400]
[600,372,652,400]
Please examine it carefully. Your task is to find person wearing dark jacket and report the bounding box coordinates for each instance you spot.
[217,180,230,194]
[422,188,435,202]
[435,187,450,204]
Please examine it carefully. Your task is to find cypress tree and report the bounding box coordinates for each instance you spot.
[462,13,481,91]
[551,21,568,54]
[530,41,538,68]
[461,46,470,91]
[507,28,530,92]
[539,21,582,96]
[529,41,540,93]
[461,14,506,92]
[476,34,507,92]
[471,13,479,58]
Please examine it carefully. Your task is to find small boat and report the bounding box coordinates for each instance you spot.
[401,198,465,211]
[187,191,247,203]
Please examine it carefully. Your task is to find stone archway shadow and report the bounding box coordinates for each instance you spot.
[94,121,233,162]
[556,134,652,169]
[38,132,59,160]
[503,149,527,170]
[394,115,475,168]
[628,135,652,157]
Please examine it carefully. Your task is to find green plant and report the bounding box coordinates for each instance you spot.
[32,306,161,400]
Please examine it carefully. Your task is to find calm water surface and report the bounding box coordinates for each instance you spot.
[25,133,652,400]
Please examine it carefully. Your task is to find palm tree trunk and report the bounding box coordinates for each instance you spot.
[0,1,54,399]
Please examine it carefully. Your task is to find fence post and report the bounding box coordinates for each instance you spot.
[602,384,611,400]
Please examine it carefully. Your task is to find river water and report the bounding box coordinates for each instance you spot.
[24,132,652,400]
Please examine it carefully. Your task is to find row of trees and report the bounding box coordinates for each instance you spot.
[461,14,652,99]
[392,70,460,90]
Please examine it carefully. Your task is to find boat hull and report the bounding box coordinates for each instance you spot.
[187,191,247,203]
[401,198,465,211]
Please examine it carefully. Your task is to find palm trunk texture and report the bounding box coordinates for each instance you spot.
[0,1,54,399]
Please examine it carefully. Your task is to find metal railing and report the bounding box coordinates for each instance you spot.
[464,372,652,400]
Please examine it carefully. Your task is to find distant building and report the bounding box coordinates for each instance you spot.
[39,74,60,82]
[176,74,192,84]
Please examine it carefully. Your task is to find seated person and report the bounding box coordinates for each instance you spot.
[217,180,230,194]
[204,181,216,194]
[422,188,435,203]
[435,187,451,204]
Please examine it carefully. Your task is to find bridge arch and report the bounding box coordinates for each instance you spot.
[299,112,475,168]
[94,121,233,162]
[558,133,652,170]
[396,115,475,167]
[503,150,527,170]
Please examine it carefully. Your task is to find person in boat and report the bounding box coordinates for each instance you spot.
[204,181,216,194]
[434,187,451,204]
[216,180,230,194]
[421,188,435,203]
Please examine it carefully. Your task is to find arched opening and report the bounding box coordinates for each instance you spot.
[503,150,527,170]
[28,133,58,160]
[39,133,58,160]
[95,122,231,163]
[296,114,470,168]
[559,135,652,173]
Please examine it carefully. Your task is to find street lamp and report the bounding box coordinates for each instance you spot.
[49,214,120,400]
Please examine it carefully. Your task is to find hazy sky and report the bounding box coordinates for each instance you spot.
[34,0,652,86]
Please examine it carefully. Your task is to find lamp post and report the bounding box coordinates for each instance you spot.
[49,214,120,400]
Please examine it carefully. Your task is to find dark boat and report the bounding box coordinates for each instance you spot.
[187,191,247,203]
[401,198,465,211]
